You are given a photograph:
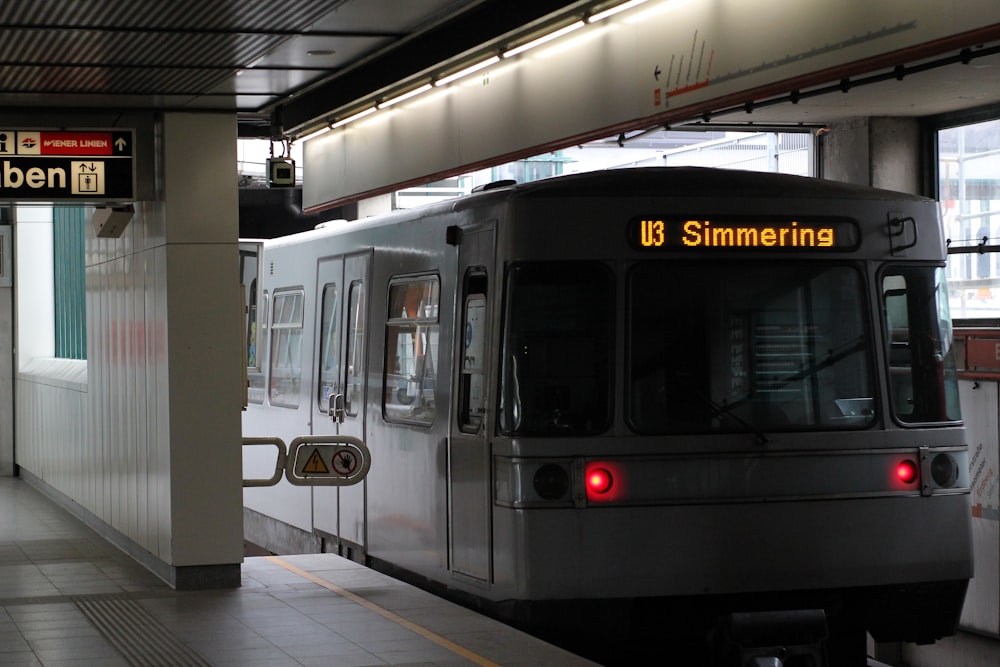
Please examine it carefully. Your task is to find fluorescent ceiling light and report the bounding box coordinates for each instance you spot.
[298,125,331,142]
[331,106,376,129]
[435,56,500,86]
[504,21,585,57]
[380,83,433,108]
[588,0,649,23]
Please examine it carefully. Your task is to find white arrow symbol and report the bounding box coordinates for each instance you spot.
[115,137,126,152]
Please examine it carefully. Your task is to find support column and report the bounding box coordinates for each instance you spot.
[159,112,244,587]
[823,117,922,194]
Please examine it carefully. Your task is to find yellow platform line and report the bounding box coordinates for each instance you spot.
[267,556,503,667]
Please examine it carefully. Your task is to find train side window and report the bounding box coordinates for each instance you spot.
[459,272,488,432]
[269,288,305,408]
[317,283,338,414]
[882,268,961,423]
[384,276,440,424]
[344,280,366,417]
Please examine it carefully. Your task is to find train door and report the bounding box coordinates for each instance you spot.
[312,252,370,557]
[449,224,494,581]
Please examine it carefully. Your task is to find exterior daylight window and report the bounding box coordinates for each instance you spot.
[384,276,439,424]
[269,289,304,408]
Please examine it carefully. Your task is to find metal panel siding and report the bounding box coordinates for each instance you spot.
[53,207,87,359]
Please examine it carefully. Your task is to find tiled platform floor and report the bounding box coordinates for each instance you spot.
[0,477,596,666]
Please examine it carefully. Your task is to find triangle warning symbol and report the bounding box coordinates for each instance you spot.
[303,449,329,474]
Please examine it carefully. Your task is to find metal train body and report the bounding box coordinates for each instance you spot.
[241,167,972,650]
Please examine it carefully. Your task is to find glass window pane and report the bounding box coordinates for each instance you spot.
[269,289,304,408]
[499,263,614,436]
[627,263,873,434]
[939,118,1000,319]
[317,283,338,413]
[345,281,366,417]
[883,267,962,423]
[384,277,439,424]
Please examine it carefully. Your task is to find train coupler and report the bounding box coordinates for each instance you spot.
[720,609,828,667]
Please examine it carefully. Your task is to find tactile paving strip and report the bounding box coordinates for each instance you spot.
[74,594,211,667]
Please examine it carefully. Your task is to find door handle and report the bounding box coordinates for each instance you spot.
[329,393,346,424]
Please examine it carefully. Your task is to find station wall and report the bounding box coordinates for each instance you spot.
[12,113,245,588]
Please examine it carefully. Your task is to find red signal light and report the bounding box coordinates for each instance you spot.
[896,459,919,485]
[586,467,614,495]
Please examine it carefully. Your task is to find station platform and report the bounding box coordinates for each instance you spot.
[0,477,595,666]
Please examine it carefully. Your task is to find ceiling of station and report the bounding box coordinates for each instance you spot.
[0,1,997,147]
[0,0,590,138]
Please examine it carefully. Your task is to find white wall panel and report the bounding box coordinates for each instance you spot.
[305,0,1000,210]
[960,379,1000,636]
[14,112,243,584]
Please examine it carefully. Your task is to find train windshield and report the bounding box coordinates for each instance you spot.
[628,262,874,433]
[499,263,614,436]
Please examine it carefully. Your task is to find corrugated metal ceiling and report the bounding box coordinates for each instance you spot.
[0,0,589,137]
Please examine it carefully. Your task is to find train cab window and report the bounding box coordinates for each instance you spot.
[269,288,305,408]
[459,272,488,432]
[317,283,339,414]
[499,263,613,436]
[627,263,874,434]
[344,281,366,417]
[882,267,961,423]
[384,276,440,424]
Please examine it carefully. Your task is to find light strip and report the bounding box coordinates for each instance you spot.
[435,56,500,87]
[588,0,649,23]
[503,20,585,58]
[298,125,331,142]
[380,83,434,109]
[331,106,376,129]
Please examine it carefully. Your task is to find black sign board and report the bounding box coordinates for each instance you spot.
[0,130,134,201]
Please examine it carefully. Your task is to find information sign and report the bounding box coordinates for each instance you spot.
[0,130,134,201]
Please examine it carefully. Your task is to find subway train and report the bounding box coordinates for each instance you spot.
[240,167,972,664]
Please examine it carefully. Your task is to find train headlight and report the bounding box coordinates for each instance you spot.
[533,463,570,500]
[494,458,574,507]
[929,453,959,488]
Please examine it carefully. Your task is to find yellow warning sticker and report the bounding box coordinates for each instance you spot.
[302,449,329,474]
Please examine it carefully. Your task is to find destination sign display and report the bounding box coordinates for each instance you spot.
[0,130,134,201]
[627,217,859,251]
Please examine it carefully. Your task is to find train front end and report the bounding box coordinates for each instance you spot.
[486,169,972,653]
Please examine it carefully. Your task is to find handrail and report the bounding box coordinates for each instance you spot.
[242,434,373,487]
[242,437,287,487]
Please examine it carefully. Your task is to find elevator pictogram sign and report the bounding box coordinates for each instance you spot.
[0,130,134,201]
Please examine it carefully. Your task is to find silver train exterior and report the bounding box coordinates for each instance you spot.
[241,167,972,652]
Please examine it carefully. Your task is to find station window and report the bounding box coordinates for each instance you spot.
[937,117,1000,320]
[269,288,304,408]
[383,276,439,424]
